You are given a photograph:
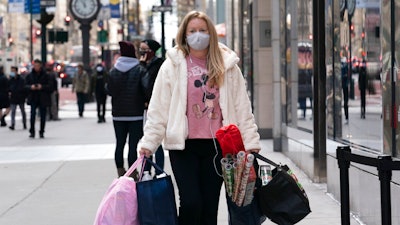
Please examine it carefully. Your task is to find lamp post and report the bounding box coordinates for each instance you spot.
[152,1,172,59]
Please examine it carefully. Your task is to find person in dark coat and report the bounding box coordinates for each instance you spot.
[8,66,27,130]
[46,64,60,121]
[139,39,165,175]
[341,57,349,124]
[106,41,151,177]
[92,64,108,123]
[0,66,10,127]
[25,59,53,138]
[358,59,367,119]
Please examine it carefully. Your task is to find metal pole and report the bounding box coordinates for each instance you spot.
[30,0,33,63]
[136,0,140,35]
[81,23,91,71]
[336,146,351,225]
[378,156,392,225]
[41,8,47,64]
[126,0,130,41]
[122,0,125,40]
[312,0,327,182]
[161,0,166,59]
[390,0,396,157]
[348,18,353,101]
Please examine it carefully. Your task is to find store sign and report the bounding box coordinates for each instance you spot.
[356,0,380,8]
[8,0,24,13]
[40,0,55,7]
[24,0,41,14]
[260,20,271,48]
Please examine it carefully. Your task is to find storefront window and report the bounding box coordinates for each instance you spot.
[284,0,383,153]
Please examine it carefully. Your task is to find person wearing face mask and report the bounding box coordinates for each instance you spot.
[138,11,261,225]
[8,66,27,130]
[139,39,165,175]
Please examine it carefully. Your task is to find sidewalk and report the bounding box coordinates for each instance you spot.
[0,100,361,225]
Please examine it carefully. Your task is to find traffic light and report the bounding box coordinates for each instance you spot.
[36,29,41,37]
[350,24,355,38]
[64,15,71,26]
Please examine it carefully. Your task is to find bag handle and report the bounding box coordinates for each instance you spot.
[253,152,280,168]
[124,155,144,177]
[139,156,169,179]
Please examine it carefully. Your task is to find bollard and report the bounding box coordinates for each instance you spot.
[336,146,351,225]
[378,156,392,225]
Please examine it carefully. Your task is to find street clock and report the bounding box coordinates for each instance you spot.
[347,0,356,18]
[70,0,101,22]
[339,0,346,13]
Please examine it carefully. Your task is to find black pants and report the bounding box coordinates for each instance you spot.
[96,94,106,119]
[169,139,223,225]
[76,92,86,116]
[30,102,46,134]
[342,78,349,120]
[113,120,143,168]
[10,103,26,126]
[360,88,366,116]
[143,145,165,175]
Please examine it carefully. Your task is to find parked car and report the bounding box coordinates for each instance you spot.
[59,64,77,87]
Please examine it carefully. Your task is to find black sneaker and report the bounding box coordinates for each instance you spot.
[39,133,44,138]
[29,133,35,138]
[9,125,14,130]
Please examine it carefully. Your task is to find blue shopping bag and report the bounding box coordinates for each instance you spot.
[136,157,178,225]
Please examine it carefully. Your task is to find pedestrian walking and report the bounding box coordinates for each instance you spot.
[358,59,367,119]
[8,66,27,130]
[0,66,10,127]
[46,64,60,121]
[72,64,90,118]
[341,57,349,124]
[25,59,53,138]
[106,41,151,177]
[139,39,165,175]
[92,64,108,123]
[138,11,261,225]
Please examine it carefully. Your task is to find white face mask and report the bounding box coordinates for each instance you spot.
[9,72,15,77]
[186,32,210,50]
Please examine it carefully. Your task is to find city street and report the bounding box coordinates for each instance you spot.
[0,87,360,225]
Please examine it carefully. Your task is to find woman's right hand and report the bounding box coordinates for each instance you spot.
[139,148,153,158]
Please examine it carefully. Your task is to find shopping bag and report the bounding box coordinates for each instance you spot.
[253,153,311,225]
[216,124,266,225]
[136,157,178,225]
[93,156,144,225]
[226,195,266,225]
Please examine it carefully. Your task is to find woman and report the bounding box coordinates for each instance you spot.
[139,39,165,175]
[139,11,261,225]
[107,41,150,177]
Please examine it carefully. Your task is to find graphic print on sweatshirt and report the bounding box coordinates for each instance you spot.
[187,62,220,121]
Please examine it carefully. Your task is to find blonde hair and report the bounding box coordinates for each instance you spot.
[175,11,225,87]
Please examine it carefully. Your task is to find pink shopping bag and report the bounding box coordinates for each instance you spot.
[93,156,143,225]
